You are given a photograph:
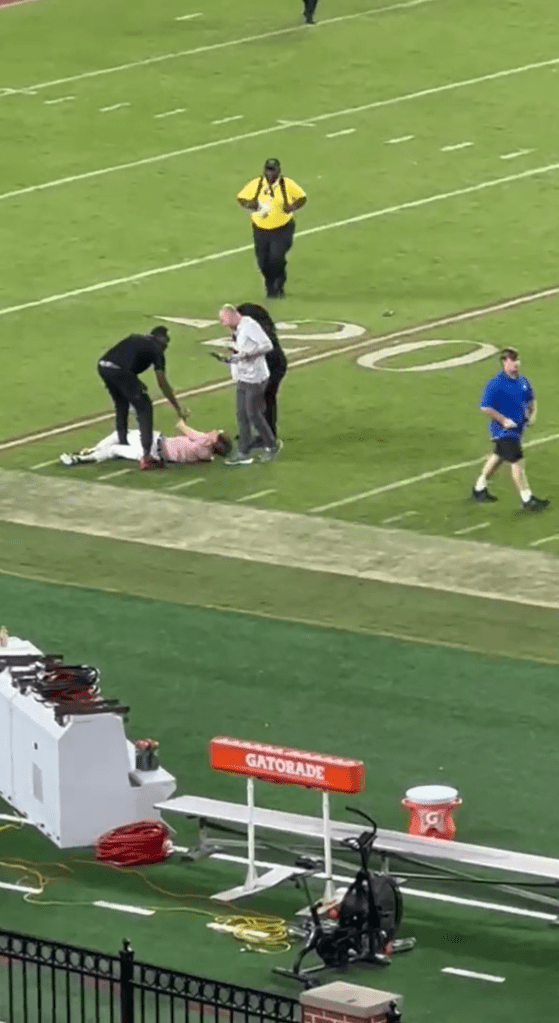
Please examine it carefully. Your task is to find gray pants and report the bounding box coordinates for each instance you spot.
[236,380,275,454]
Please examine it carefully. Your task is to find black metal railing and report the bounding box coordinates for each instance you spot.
[0,929,302,1023]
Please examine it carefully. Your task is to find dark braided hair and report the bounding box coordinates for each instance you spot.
[236,303,282,350]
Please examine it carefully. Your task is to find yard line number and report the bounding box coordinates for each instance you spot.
[160,316,497,371]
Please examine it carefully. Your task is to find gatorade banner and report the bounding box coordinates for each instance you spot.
[210,737,365,793]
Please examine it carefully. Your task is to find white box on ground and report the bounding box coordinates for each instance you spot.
[0,636,176,848]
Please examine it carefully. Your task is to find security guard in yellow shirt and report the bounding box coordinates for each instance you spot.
[237,158,307,298]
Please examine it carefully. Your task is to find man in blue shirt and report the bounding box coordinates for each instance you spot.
[472,348,548,510]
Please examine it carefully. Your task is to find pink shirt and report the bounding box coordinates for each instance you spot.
[163,429,218,464]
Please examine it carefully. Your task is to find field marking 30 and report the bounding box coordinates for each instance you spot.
[2,54,559,203]
[0,0,434,97]
[2,159,559,322]
[1,282,559,453]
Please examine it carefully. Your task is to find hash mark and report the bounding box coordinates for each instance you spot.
[326,128,356,138]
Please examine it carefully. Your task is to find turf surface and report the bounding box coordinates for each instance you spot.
[1,571,559,1020]
[2,0,559,1019]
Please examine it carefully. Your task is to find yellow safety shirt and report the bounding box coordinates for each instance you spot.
[237,176,306,230]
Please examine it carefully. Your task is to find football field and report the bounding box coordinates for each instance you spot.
[1,0,559,1019]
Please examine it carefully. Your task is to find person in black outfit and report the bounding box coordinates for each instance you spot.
[303,0,319,23]
[97,326,187,470]
[236,304,287,445]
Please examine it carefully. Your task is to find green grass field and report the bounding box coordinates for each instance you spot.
[2,0,559,1020]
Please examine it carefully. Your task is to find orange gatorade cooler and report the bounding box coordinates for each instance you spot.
[402,784,462,840]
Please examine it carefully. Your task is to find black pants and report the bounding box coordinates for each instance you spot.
[248,355,287,445]
[303,0,319,18]
[98,364,153,455]
[264,356,287,437]
[252,221,295,297]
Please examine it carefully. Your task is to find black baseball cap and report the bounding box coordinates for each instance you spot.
[264,158,281,171]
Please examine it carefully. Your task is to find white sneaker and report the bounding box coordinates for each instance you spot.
[59,453,80,466]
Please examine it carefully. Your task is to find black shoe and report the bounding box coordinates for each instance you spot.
[471,487,498,502]
[522,495,549,511]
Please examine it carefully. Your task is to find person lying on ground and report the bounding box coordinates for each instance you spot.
[59,416,232,466]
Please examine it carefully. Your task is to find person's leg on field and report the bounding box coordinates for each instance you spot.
[246,382,276,458]
[249,356,287,448]
[111,370,162,468]
[91,432,120,462]
[510,458,549,509]
[98,369,130,445]
[237,382,254,453]
[60,431,121,467]
[472,452,502,501]
[115,375,154,457]
[266,359,287,437]
[226,383,254,464]
[253,225,274,298]
[249,377,277,449]
[268,221,295,297]
[110,430,145,461]
[131,391,154,456]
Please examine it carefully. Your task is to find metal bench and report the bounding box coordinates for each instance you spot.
[157,792,559,912]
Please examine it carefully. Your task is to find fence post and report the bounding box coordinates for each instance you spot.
[119,940,135,1023]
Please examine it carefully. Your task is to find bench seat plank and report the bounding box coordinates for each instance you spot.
[157,795,559,882]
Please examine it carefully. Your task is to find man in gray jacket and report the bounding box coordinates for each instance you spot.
[218,305,277,465]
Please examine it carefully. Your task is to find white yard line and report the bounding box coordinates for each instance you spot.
[166,477,204,491]
[0,880,42,895]
[236,489,277,503]
[441,968,505,984]
[441,141,473,151]
[154,108,186,119]
[2,284,559,452]
[530,533,559,547]
[100,102,130,112]
[2,55,559,203]
[93,900,154,916]
[2,159,559,323]
[309,431,559,513]
[43,96,75,105]
[175,12,202,20]
[500,148,535,160]
[96,468,133,481]
[0,1,434,95]
[454,522,490,536]
[401,885,556,922]
[326,128,356,138]
[0,0,43,7]
[29,459,58,469]
[277,118,316,128]
[212,114,243,125]
[381,510,418,524]
[385,134,415,143]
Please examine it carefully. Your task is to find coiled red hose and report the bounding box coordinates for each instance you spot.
[95,821,172,866]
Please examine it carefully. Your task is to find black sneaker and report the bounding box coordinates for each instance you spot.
[522,495,549,511]
[471,487,498,503]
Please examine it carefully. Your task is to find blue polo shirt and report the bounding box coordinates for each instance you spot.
[480,371,534,439]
